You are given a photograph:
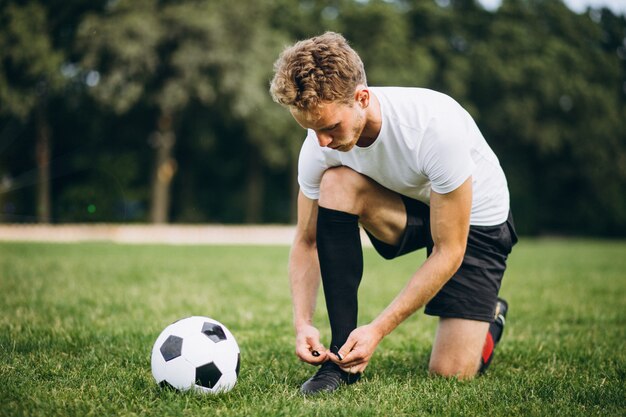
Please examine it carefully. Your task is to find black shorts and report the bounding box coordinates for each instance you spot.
[365,195,518,323]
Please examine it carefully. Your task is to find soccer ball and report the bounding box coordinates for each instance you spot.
[151,316,240,394]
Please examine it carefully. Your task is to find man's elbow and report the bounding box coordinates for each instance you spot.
[450,248,465,273]
[433,243,466,275]
[292,231,317,253]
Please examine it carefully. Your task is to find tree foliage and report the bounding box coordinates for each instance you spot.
[1,0,625,235]
[0,2,64,119]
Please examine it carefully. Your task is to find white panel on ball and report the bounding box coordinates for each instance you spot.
[163,357,196,390]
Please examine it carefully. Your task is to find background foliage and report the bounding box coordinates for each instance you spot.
[1,0,625,235]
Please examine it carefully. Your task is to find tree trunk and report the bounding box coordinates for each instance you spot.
[35,101,51,223]
[149,112,177,224]
[245,150,264,223]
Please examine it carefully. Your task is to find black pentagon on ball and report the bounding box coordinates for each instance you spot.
[201,322,227,343]
[160,335,183,361]
[195,361,222,388]
[236,353,241,376]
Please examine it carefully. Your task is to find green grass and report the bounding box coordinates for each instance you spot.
[1,239,625,416]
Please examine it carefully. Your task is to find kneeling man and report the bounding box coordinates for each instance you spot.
[270,32,517,395]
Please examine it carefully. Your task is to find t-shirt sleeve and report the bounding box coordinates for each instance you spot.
[297,130,331,200]
[419,117,475,194]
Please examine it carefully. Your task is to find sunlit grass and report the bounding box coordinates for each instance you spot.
[1,239,624,416]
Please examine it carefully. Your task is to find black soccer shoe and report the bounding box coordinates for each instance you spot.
[479,297,509,374]
[494,297,508,343]
[300,361,361,395]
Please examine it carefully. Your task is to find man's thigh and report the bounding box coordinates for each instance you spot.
[429,317,489,379]
[357,181,407,247]
[319,167,408,247]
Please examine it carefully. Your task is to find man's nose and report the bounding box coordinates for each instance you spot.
[317,134,332,147]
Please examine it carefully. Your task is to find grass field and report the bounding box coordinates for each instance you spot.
[1,239,625,416]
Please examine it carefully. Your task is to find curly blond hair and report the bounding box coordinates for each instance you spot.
[269,32,367,111]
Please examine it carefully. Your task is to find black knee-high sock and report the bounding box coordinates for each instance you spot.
[316,206,363,350]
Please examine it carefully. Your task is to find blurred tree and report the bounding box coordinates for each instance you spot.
[404,0,495,113]
[78,0,295,223]
[340,0,436,88]
[211,1,296,223]
[0,2,65,223]
[78,0,195,223]
[0,0,108,223]
[1,0,623,233]
[468,0,626,234]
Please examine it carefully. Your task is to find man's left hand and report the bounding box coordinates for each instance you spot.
[329,324,384,374]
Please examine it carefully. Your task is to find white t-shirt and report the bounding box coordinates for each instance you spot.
[298,87,510,226]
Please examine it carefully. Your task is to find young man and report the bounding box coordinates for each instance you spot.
[269,32,517,395]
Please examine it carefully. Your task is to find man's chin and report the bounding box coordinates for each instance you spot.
[335,142,356,152]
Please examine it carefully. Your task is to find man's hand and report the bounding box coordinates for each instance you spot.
[295,324,328,364]
[329,324,384,374]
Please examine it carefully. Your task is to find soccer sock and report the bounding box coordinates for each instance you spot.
[316,206,363,351]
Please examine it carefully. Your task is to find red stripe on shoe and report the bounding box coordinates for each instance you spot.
[482,332,494,363]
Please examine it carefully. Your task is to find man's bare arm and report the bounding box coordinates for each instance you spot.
[288,190,328,364]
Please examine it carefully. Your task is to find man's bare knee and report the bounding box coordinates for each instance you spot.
[428,318,487,380]
[428,359,478,380]
[318,167,365,213]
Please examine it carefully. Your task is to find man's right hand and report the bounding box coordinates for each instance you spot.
[295,324,328,364]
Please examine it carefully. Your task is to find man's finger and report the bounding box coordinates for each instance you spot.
[330,345,343,361]
[310,342,327,359]
[340,362,368,374]
[312,341,327,353]
[338,350,365,367]
[296,344,327,364]
[337,337,358,361]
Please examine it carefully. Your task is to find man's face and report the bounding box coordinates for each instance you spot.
[290,100,366,152]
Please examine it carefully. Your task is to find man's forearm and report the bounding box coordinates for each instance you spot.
[288,240,321,330]
[371,246,464,337]
[371,178,471,338]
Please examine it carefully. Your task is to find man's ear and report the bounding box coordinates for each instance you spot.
[354,85,370,108]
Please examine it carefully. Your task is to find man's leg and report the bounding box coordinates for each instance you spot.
[317,167,407,349]
[301,167,407,395]
[429,297,509,378]
[316,206,363,351]
[426,214,515,379]
[429,318,490,379]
